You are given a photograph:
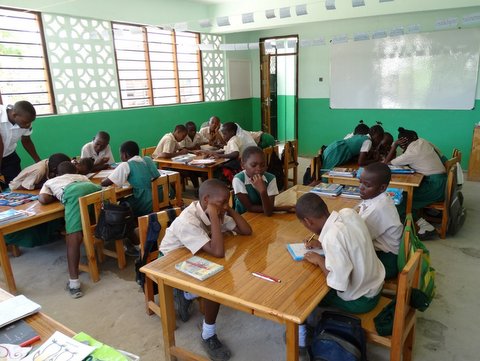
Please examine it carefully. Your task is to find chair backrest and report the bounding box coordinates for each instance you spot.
[310,147,324,180]
[452,148,462,163]
[263,145,279,168]
[142,146,156,157]
[444,164,458,210]
[79,187,117,229]
[138,207,182,262]
[283,140,298,168]
[444,156,459,173]
[151,176,171,212]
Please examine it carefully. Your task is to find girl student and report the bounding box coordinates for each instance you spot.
[232,146,295,216]
[344,119,369,139]
[357,122,385,166]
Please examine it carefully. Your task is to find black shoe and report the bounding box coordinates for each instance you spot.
[124,243,140,257]
[201,334,231,361]
[65,282,83,299]
[418,229,437,241]
[174,289,192,322]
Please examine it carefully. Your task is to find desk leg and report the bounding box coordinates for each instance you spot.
[285,321,299,361]
[405,186,414,215]
[158,278,177,361]
[0,233,17,294]
[207,168,213,179]
[173,176,182,207]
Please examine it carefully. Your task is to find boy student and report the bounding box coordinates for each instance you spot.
[199,116,225,148]
[179,121,207,150]
[151,124,189,159]
[160,179,252,361]
[249,130,276,149]
[38,161,101,298]
[73,157,94,176]
[80,131,115,171]
[358,162,403,279]
[9,153,70,190]
[232,146,294,215]
[0,100,41,183]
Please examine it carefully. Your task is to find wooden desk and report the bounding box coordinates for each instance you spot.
[0,288,75,343]
[141,187,359,361]
[153,157,228,180]
[324,172,424,214]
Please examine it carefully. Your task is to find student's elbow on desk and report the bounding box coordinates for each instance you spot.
[38,193,54,204]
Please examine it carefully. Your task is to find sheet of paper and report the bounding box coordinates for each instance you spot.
[0,295,41,328]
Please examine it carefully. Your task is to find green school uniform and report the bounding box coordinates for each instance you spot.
[377,251,398,279]
[320,289,381,314]
[127,156,159,217]
[233,171,276,214]
[63,181,102,234]
[258,133,276,149]
[322,135,368,171]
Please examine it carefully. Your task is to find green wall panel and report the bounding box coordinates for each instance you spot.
[16,99,255,167]
[277,95,296,142]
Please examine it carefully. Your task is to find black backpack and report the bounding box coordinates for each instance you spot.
[447,166,466,236]
[267,150,285,191]
[309,311,367,361]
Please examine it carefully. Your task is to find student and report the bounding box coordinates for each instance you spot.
[101,141,159,218]
[178,121,207,150]
[0,100,41,183]
[74,157,94,175]
[249,130,276,149]
[81,131,115,171]
[232,146,294,215]
[357,123,384,166]
[199,116,225,148]
[344,120,369,139]
[358,162,403,279]
[9,153,70,190]
[377,132,394,161]
[160,179,252,361]
[38,161,101,298]
[321,133,369,171]
[151,125,189,159]
[383,127,446,238]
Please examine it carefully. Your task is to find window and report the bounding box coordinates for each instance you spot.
[0,7,54,115]
[112,22,203,108]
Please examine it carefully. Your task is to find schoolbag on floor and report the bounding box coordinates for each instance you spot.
[308,311,367,361]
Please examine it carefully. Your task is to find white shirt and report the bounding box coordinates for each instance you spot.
[320,208,385,301]
[359,192,403,254]
[81,141,115,163]
[390,138,445,176]
[360,139,372,153]
[0,105,33,157]
[178,133,207,149]
[160,201,237,255]
[250,131,263,145]
[107,156,155,186]
[40,174,91,202]
[152,133,178,158]
[9,159,48,190]
[232,170,279,197]
[199,126,224,145]
[224,133,257,157]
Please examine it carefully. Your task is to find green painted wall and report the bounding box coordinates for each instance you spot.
[16,99,255,167]
[277,95,296,142]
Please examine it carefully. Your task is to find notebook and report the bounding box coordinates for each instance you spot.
[0,295,41,328]
[388,165,415,174]
[310,183,343,197]
[175,256,224,281]
[286,243,325,261]
[0,319,40,346]
[340,185,361,199]
[0,209,32,225]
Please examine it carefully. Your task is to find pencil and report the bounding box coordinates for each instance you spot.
[304,233,316,247]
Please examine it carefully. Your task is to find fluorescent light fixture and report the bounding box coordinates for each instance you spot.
[234,43,249,51]
[296,4,307,16]
[217,16,230,27]
[248,42,259,50]
[463,13,480,25]
[326,0,336,10]
[279,7,291,18]
[242,12,254,24]
[300,39,312,47]
[389,26,404,37]
[372,30,387,39]
[199,19,212,28]
[354,32,370,41]
[435,17,458,30]
[352,0,365,7]
[265,9,276,19]
[331,35,348,44]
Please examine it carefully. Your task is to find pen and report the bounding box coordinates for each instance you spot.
[251,272,281,283]
[304,233,316,247]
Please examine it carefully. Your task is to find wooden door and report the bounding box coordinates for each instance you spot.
[260,51,271,134]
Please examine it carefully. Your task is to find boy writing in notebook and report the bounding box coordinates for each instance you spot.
[152,125,189,159]
[358,162,403,279]
[81,131,115,171]
[160,179,252,361]
[38,161,101,298]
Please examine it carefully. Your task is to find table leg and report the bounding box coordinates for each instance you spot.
[285,321,299,361]
[0,232,17,294]
[173,176,182,207]
[207,168,213,179]
[405,186,414,215]
[158,279,177,361]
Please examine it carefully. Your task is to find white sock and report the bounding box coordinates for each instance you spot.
[298,324,307,347]
[184,291,197,300]
[69,279,80,289]
[202,320,216,340]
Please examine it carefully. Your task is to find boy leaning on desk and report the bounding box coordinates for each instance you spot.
[159,179,252,361]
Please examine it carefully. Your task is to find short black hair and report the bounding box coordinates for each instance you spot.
[185,121,196,130]
[296,193,329,220]
[13,101,36,119]
[96,131,110,142]
[57,161,77,175]
[383,132,393,143]
[354,120,369,135]
[120,141,140,157]
[78,157,94,173]
[199,178,229,200]
[242,146,264,162]
[398,127,418,142]
[221,122,237,134]
[364,162,391,185]
[48,153,71,173]
[369,124,384,137]
[174,124,187,133]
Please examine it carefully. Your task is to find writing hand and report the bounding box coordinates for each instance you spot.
[304,239,321,249]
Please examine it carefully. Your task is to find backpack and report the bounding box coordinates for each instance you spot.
[267,150,285,191]
[447,168,466,236]
[94,200,135,242]
[308,311,367,361]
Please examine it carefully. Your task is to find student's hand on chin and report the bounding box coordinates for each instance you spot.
[205,203,220,218]
[251,174,266,191]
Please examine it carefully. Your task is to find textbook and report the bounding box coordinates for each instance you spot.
[340,185,361,199]
[175,256,224,281]
[0,295,41,328]
[286,243,325,261]
[329,167,357,177]
[188,158,216,166]
[73,332,138,361]
[386,187,403,205]
[388,165,415,174]
[310,183,343,197]
[0,209,33,225]
[171,153,196,163]
[0,192,38,207]
[0,319,40,346]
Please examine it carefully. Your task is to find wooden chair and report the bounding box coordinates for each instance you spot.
[138,207,182,315]
[263,145,279,168]
[79,187,126,282]
[283,140,298,189]
[142,146,156,157]
[452,148,462,163]
[310,147,324,182]
[355,249,422,361]
[151,176,171,212]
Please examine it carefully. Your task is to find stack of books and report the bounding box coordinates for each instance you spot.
[340,185,361,199]
[175,256,224,281]
[328,167,357,177]
[388,165,415,174]
[310,183,343,197]
[171,154,196,163]
[0,209,33,226]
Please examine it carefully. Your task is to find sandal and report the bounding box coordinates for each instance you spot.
[65,282,83,299]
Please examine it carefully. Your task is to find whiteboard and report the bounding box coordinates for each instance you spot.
[228,59,251,99]
[330,28,480,110]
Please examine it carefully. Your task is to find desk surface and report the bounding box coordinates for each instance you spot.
[153,157,228,173]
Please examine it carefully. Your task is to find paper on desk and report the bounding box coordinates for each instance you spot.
[92,169,114,178]
[158,169,178,176]
[0,295,41,328]
[0,343,31,360]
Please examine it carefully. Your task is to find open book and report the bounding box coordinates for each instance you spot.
[175,256,224,281]
[0,295,41,328]
[286,243,325,261]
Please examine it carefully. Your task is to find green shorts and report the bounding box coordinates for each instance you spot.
[320,289,381,314]
[377,251,398,280]
[63,182,102,234]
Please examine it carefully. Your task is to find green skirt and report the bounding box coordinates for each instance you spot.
[63,182,102,234]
